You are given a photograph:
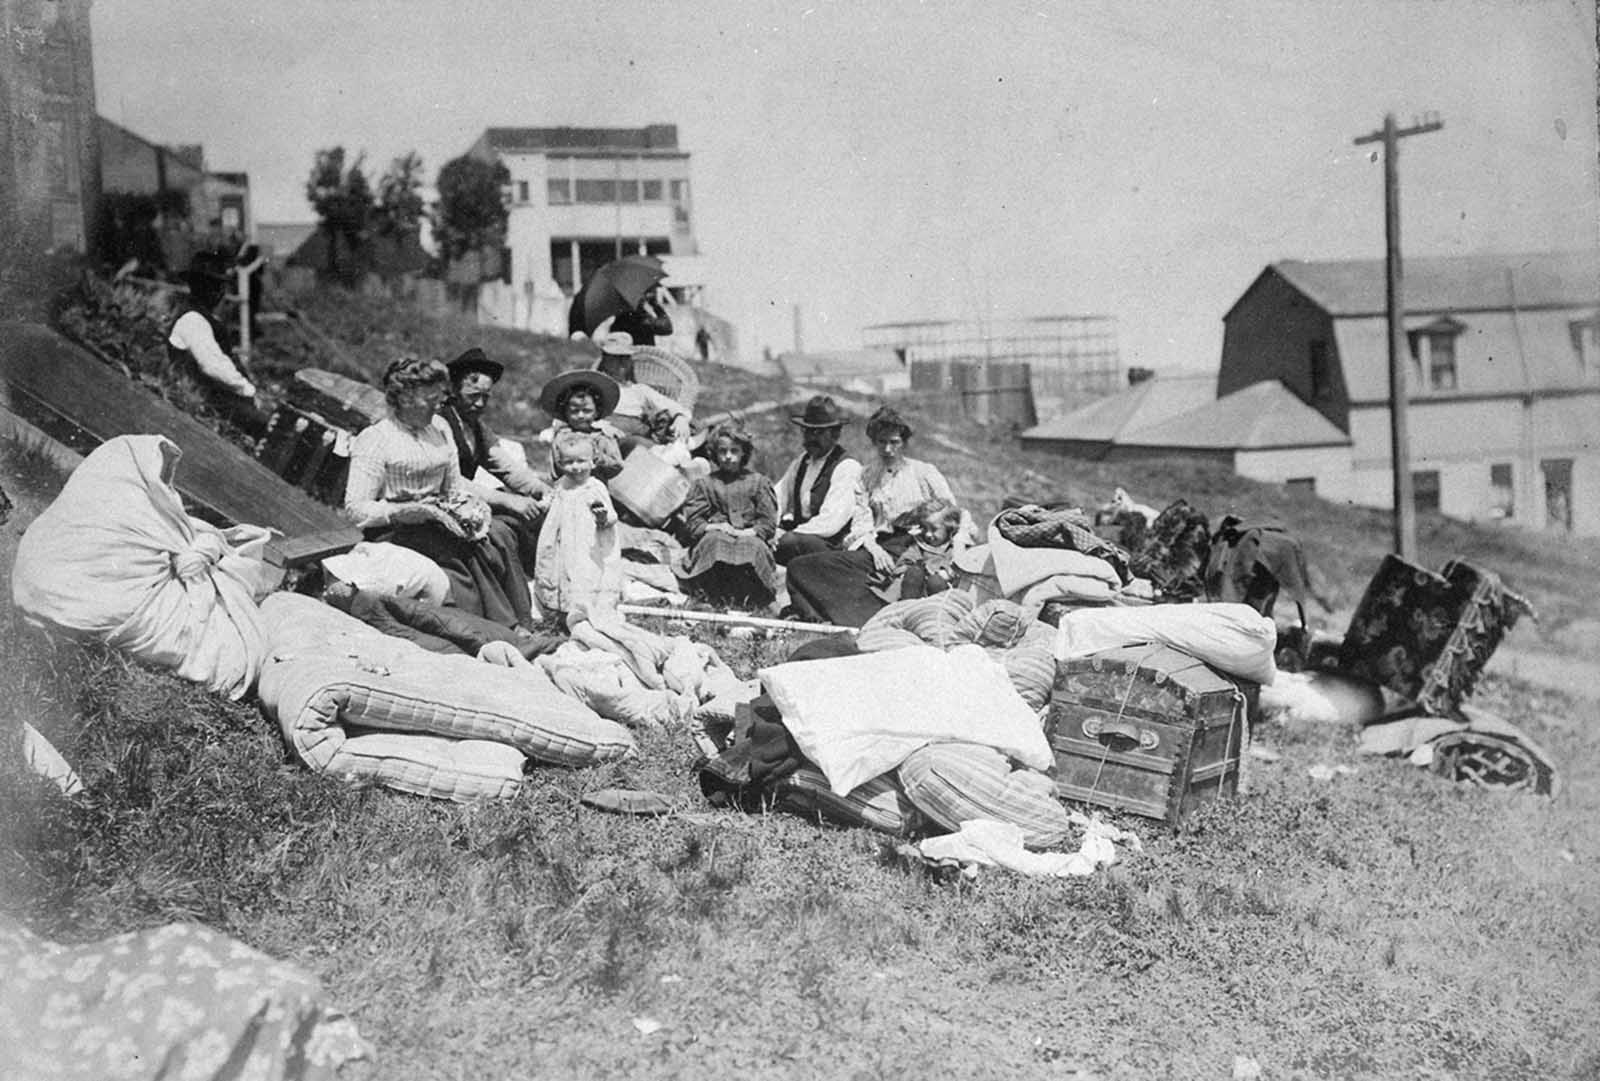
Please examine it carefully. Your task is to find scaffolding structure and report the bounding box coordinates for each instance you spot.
[862,315,1122,410]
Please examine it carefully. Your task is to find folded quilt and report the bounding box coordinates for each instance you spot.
[259,594,635,801]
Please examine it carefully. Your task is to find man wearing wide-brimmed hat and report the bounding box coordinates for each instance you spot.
[772,394,867,565]
[439,346,550,571]
[592,331,690,447]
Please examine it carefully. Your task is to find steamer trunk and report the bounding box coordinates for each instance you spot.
[1048,644,1252,827]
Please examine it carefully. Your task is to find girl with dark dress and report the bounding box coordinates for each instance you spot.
[675,423,779,608]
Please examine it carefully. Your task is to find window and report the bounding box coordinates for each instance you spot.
[1308,340,1331,400]
[1426,334,1457,390]
[669,179,687,202]
[516,180,530,203]
[616,180,639,203]
[1489,463,1514,519]
[575,179,614,203]
[1412,470,1440,513]
[1285,477,1317,496]
[1571,313,1600,376]
[642,179,663,201]
[1542,458,1573,531]
[547,178,570,204]
[1407,317,1464,392]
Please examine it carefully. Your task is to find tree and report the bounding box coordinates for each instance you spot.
[305,147,374,280]
[374,151,426,239]
[433,154,510,266]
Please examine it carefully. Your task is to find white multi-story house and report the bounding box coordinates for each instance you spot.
[465,124,708,341]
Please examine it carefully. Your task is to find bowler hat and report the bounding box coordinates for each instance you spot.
[447,347,505,383]
[790,394,846,429]
[538,369,621,419]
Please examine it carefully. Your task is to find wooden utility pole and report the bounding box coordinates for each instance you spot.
[1353,111,1442,562]
[1356,112,1446,562]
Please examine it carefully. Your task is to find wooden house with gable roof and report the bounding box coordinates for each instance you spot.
[1219,250,1600,533]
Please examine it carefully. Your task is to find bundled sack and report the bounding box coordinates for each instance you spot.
[1053,602,1279,686]
[258,593,635,801]
[11,435,268,699]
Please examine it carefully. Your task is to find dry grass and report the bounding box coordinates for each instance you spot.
[6,293,1600,1079]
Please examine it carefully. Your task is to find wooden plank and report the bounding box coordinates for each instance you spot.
[266,528,361,569]
[0,320,351,539]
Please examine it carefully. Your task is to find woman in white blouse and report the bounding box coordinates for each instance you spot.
[784,406,974,627]
[853,406,977,572]
[343,356,534,629]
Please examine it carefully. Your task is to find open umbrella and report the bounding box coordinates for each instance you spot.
[568,255,667,337]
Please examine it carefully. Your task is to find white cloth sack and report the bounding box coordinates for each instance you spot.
[322,541,450,606]
[11,435,267,699]
[1053,602,1278,685]
[760,644,1052,796]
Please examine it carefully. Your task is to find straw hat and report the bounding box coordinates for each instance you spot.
[538,369,621,418]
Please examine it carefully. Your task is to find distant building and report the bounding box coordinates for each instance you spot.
[97,117,251,238]
[1220,251,1600,534]
[863,316,1121,420]
[255,222,319,263]
[778,349,909,396]
[1020,371,1216,458]
[1034,253,1600,535]
[0,0,100,270]
[465,124,707,342]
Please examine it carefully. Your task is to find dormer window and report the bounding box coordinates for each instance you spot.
[1407,316,1465,392]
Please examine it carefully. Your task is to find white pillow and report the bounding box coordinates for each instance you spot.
[760,644,1051,796]
[322,541,450,606]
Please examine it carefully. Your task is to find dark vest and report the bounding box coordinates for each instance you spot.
[439,402,488,479]
[788,444,850,544]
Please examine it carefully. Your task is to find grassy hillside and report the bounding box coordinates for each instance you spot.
[6,288,1600,1078]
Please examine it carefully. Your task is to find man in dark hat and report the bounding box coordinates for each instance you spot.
[440,346,549,571]
[166,250,269,439]
[772,394,867,565]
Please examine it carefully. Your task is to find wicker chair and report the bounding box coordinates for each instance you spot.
[629,346,700,412]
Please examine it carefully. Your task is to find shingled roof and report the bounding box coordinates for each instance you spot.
[1020,373,1216,443]
[1262,250,1599,318]
[481,125,681,153]
[1118,381,1350,451]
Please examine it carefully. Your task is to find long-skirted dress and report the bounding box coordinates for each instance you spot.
[674,470,779,606]
[344,415,532,628]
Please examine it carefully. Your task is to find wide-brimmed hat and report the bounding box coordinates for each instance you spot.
[790,394,847,429]
[447,346,504,383]
[538,368,621,419]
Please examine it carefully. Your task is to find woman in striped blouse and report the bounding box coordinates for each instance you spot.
[343,356,534,629]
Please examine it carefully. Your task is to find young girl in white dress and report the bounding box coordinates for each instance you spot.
[533,431,621,627]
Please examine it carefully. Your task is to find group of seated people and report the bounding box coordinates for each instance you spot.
[342,329,976,633]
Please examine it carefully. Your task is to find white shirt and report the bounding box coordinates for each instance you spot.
[168,311,256,397]
[775,452,864,538]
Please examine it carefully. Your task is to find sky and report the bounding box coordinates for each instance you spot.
[91,0,1599,371]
